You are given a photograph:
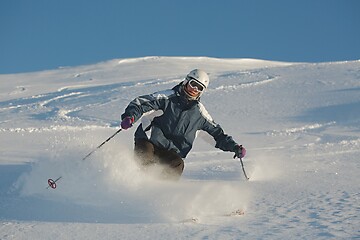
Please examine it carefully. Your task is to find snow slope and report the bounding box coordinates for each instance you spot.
[0,57,359,239]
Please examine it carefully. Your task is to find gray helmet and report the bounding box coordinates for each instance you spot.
[186,69,209,89]
[182,69,210,100]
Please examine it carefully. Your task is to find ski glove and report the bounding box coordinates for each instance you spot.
[233,145,246,159]
[121,116,134,130]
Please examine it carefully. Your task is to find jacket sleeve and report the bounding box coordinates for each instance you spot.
[121,89,174,122]
[199,103,238,152]
[203,121,238,152]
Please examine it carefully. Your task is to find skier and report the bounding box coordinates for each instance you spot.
[120,69,246,180]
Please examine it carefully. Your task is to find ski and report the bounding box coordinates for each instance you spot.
[223,209,245,217]
[180,217,199,223]
[180,209,244,223]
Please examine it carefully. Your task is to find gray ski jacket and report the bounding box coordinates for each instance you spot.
[121,84,238,158]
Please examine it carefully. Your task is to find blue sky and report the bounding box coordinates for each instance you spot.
[1,0,359,74]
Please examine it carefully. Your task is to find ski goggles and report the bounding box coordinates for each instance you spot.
[187,78,205,92]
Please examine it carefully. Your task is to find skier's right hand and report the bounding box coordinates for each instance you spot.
[121,116,134,130]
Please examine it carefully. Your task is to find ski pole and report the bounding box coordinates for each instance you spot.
[233,145,249,181]
[239,158,249,180]
[47,176,62,189]
[81,128,122,161]
[47,128,123,189]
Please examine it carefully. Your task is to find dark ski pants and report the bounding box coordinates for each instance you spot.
[134,138,184,180]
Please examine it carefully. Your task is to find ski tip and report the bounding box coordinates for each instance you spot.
[180,217,199,223]
[224,209,245,217]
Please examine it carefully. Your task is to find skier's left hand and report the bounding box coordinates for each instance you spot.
[233,145,246,159]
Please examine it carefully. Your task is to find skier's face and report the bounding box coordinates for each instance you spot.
[185,81,201,97]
